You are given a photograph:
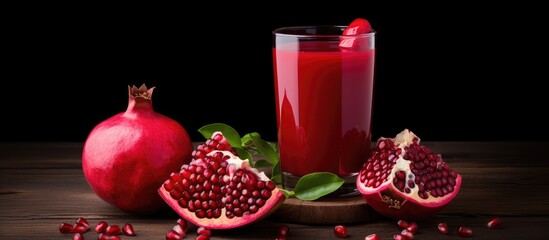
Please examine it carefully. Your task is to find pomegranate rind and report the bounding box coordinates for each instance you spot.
[358,175,462,219]
[82,84,193,214]
[159,186,285,229]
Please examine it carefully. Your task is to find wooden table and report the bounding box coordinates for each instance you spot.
[1,142,548,239]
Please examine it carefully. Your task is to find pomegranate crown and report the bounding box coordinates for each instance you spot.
[128,84,155,99]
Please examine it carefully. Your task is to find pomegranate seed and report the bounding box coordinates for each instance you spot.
[457,226,473,237]
[172,224,185,237]
[400,229,414,239]
[123,223,136,236]
[73,233,85,240]
[176,218,188,232]
[197,226,211,237]
[275,236,286,240]
[95,220,108,233]
[487,217,501,229]
[196,234,210,240]
[405,222,418,234]
[97,233,108,240]
[59,222,74,234]
[437,222,449,234]
[334,225,348,238]
[98,233,121,240]
[73,223,89,233]
[165,230,182,240]
[278,224,289,236]
[393,234,406,240]
[105,225,122,235]
[365,233,379,240]
[397,220,409,229]
[75,217,90,228]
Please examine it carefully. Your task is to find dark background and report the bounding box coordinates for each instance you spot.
[2,4,547,142]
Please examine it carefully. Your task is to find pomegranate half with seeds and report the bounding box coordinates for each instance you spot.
[357,129,462,220]
[158,132,286,229]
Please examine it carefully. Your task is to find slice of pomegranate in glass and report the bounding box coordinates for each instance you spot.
[339,18,373,50]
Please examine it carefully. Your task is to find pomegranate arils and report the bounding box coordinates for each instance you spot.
[176,218,188,232]
[334,225,348,238]
[365,233,379,240]
[437,222,449,234]
[397,220,409,229]
[405,222,418,234]
[197,226,211,237]
[123,223,136,236]
[73,233,85,240]
[105,225,122,235]
[167,218,188,239]
[59,222,74,234]
[98,233,121,240]
[76,217,90,228]
[60,218,137,240]
[95,221,108,233]
[400,229,414,239]
[73,223,90,233]
[393,234,406,240]
[275,224,289,240]
[166,230,182,240]
[457,226,473,237]
[196,234,210,240]
[360,139,397,187]
[487,217,501,229]
[278,224,289,236]
[171,224,184,236]
[192,133,236,159]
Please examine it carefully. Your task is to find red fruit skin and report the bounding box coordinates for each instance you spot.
[82,85,193,214]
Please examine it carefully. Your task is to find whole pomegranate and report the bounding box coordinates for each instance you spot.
[82,84,193,214]
[357,129,462,220]
[158,132,286,229]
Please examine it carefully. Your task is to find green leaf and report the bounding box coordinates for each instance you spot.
[241,132,260,147]
[234,147,254,167]
[254,159,273,168]
[268,141,278,152]
[293,172,344,201]
[271,160,281,184]
[198,123,241,147]
[249,133,279,165]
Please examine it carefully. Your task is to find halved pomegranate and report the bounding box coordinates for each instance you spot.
[357,129,462,220]
[158,132,286,229]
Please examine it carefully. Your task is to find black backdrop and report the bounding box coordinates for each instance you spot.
[3,4,547,142]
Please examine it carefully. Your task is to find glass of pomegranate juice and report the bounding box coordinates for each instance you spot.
[272,25,375,196]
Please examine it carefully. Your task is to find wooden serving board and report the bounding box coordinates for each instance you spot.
[270,195,379,225]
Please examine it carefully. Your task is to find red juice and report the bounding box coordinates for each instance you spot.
[273,41,375,179]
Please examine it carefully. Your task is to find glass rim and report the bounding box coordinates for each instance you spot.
[273,25,375,38]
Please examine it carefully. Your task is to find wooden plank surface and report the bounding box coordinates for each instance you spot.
[1,142,549,239]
